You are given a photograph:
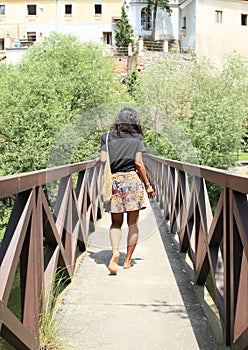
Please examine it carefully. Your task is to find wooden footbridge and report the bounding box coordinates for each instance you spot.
[0,155,247,349]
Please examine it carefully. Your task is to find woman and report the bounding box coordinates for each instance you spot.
[99,108,155,275]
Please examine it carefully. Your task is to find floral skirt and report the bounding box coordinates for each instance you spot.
[110,171,146,213]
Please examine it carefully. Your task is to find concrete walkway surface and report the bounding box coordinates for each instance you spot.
[54,201,224,350]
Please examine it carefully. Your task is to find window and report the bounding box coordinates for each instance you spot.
[27,31,36,42]
[241,14,247,26]
[0,4,5,15]
[182,16,187,28]
[215,10,222,23]
[141,8,151,31]
[94,4,102,15]
[0,38,4,50]
[103,32,112,45]
[65,4,72,16]
[27,4,37,16]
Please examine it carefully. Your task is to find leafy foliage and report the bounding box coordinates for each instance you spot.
[134,53,248,169]
[0,32,127,176]
[115,6,134,48]
[126,69,139,96]
[0,200,12,242]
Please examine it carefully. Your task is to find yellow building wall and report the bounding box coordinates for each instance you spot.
[0,1,56,39]
[0,0,122,45]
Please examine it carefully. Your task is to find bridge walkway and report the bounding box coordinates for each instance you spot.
[54,201,224,350]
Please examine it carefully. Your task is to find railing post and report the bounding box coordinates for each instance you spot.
[231,191,248,349]
[169,166,177,233]
[21,187,42,348]
[223,187,231,346]
[127,43,133,75]
[163,163,169,220]
[163,39,168,53]
[138,36,143,53]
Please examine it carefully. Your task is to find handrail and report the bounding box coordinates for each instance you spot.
[0,159,103,349]
[144,154,248,350]
[0,155,247,349]
[146,155,248,193]
[0,160,96,198]
[143,39,165,52]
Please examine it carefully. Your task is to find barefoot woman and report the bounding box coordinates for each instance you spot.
[99,108,155,274]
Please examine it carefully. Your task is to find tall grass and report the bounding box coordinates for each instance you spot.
[39,269,69,350]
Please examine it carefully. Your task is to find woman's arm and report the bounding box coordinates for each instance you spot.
[95,151,107,166]
[100,150,107,163]
[135,152,155,198]
[95,150,107,167]
[96,132,108,166]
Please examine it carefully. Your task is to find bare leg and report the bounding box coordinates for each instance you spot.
[124,210,139,269]
[108,213,123,274]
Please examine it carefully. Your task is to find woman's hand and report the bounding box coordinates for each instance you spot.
[146,185,155,199]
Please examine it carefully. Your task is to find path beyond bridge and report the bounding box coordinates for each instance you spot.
[54,201,223,350]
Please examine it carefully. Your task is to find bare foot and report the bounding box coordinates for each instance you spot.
[123,260,134,269]
[108,251,119,275]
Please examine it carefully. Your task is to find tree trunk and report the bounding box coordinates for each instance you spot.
[152,2,158,42]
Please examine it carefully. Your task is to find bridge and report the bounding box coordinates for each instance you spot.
[0,154,247,349]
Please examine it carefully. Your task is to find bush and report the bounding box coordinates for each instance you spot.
[134,53,248,169]
[0,32,127,176]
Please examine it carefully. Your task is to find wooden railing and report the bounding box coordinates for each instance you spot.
[0,160,103,349]
[1,155,248,349]
[144,154,248,350]
[143,39,165,52]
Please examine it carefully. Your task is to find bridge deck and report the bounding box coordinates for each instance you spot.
[54,202,222,350]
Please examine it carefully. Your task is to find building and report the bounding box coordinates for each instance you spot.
[1,0,248,65]
[128,0,248,64]
[0,0,122,50]
[126,0,180,42]
[179,0,248,64]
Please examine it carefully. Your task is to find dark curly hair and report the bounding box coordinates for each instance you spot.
[111,108,143,135]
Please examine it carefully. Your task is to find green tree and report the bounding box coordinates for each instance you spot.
[115,6,134,48]
[147,0,171,41]
[0,32,128,176]
[126,69,139,96]
[134,53,248,169]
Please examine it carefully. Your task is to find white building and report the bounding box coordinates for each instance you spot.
[1,0,248,64]
[180,0,248,63]
[126,0,181,41]
[127,0,248,63]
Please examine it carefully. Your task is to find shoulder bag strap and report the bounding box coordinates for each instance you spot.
[106,131,109,154]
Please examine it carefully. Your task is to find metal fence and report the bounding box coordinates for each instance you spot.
[144,154,248,350]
